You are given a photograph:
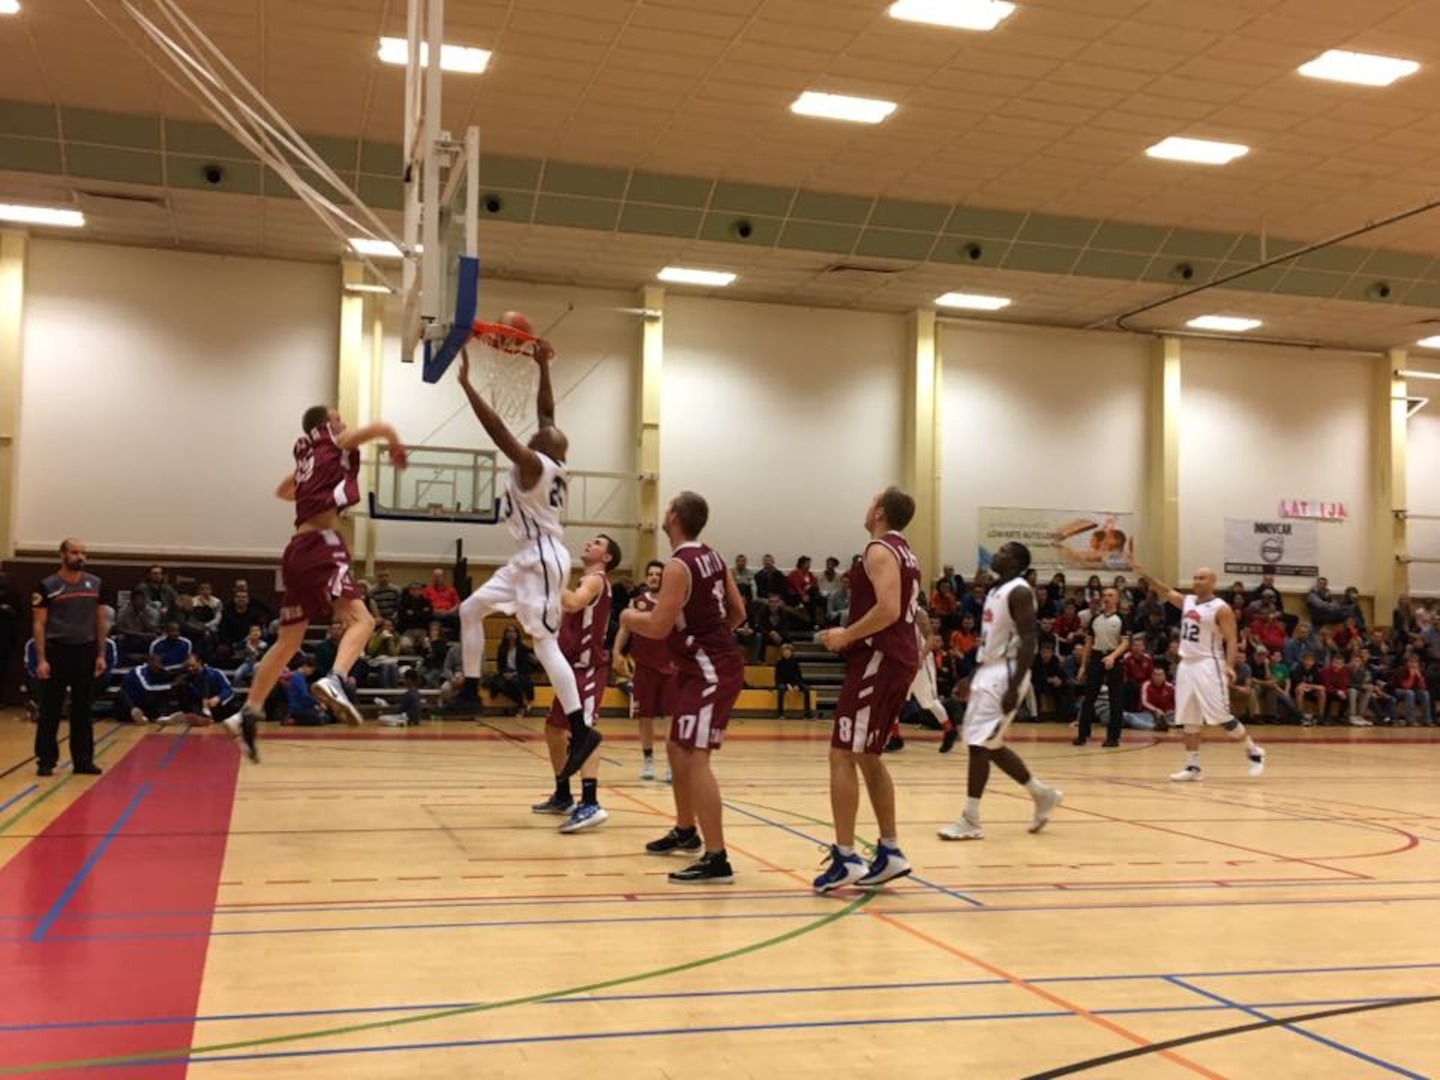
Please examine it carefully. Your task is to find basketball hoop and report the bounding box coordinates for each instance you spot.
[468,319,542,424]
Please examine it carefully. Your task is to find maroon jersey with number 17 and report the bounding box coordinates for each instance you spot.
[292,423,360,528]
[845,531,921,666]
[667,542,742,674]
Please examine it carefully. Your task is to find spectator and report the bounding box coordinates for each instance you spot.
[1305,577,1352,627]
[752,595,792,661]
[1047,571,1067,600]
[940,563,967,597]
[1333,614,1362,654]
[1138,667,1175,731]
[1121,638,1153,711]
[1139,609,1169,657]
[1075,586,1128,747]
[1292,651,1325,725]
[1250,647,1299,723]
[1230,651,1257,720]
[177,593,218,661]
[1391,655,1433,727]
[1345,654,1374,727]
[313,621,344,681]
[119,654,176,725]
[1032,640,1071,720]
[1343,587,1366,630]
[191,581,223,633]
[1392,595,1417,644]
[753,554,786,601]
[948,613,979,657]
[1161,638,1180,674]
[816,556,845,602]
[484,624,534,714]
[826,574,851,628]
[929,578,959,621]
[234,625,269,687]
[773,644,812,719]
[1083,574,1104,610]
[787,556,822,624]
[438,638,466,705]
[115,592,161,659]
[364,617,403,689]
[424,568,460,617]
[418,621,450,688]
[219,585,273,657]
[397,582,434,646]
[378,667,424,727]
[1319,654,1350,724]
[173,653,239,724]
[1032,584,1058,621]
[1248,573,1283,612]
[1282,622,1312,670]
[1052,601,1083,657]
[1248,605,1287,656]
[960,581,986,624]
[367,567,400,622]
[135,565,179,620]
[150,622,193,673]
[732,554,755,604]
[284,656,328,726]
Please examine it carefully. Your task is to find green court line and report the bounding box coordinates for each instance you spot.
[0,730,126,836]
[0,890,875,1074]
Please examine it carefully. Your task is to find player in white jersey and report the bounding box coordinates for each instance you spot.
[937,542,1063,841]
[456,345,599,781]
[909,608,959,754]
[1138,564,1266,781]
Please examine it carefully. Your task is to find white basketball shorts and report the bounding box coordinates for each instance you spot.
[1175,658,1232,729]
[470,536,572,639]
[964,662,1029,749]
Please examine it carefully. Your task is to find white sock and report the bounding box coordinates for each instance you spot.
[837,844,855,857]
[965,796,982,820]
[1185,750,1200,769]
[879,836,898,849]
[1024,778,1046,797]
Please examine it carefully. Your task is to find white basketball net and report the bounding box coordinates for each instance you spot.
[472,337,539,425]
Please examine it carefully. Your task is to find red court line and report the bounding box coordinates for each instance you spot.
[0,735,239,1079]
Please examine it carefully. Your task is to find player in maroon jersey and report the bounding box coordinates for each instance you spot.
[530,534,621,833]
[613,559,676,781]
[222,405,407,761]
[620,491,746,885]
[813,487,922,892]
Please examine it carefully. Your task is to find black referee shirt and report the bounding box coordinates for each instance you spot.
[33,572,102,645]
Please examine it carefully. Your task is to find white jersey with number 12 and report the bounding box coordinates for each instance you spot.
[1179,595,1226,661]
[503,452,567,544]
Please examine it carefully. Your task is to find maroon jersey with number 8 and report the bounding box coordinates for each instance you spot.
[667,542,742,674]
[292,423,360,528]
[844,532,921,666]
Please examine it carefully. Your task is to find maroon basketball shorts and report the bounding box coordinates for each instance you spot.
[668,649,745,752]
[832,647,919,755]
[630,664,675,719]
[280,529,358,626]
[546,664,608,729]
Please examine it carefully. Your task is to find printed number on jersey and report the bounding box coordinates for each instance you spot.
[1181,621,1201,643]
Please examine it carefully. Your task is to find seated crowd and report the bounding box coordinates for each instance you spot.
[14,555,1431,736]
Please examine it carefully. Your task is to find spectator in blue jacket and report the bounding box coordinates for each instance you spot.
[284,656,328,726]
[174,653,238,724]
[150,622,193,673]
[119,654,174,724]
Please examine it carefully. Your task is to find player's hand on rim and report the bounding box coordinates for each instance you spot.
[533,338,555,365]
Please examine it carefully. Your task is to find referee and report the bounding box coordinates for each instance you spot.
[32,538,106,777]
[1075,586,1129,748]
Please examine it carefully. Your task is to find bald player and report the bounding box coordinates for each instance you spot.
[1136,564,1266,781]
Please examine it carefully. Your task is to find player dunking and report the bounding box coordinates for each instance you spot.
[531,534,620,833]
[613,559,676,782]
[224,407,408,760]
[1137,564,1266,781]
[814,487,922,892]
[456,345,599,781]
[937,542,1062,841]
[621,491,746,885]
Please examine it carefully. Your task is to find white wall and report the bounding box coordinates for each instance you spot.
[360,281,640,567]
[17,239,337,557]
[1179,342,1375,590]
[939,323,1151,573]
[1404,358,1440,595]
[661,296,906,564]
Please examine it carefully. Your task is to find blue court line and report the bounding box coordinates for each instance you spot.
[0,785,38,816]
[29,784,150,943]
[721,799,987,907]
[157,725,191,770]
[1166,977,1430,1080]
[20,888,1440,944]
[56,998,1436,1071]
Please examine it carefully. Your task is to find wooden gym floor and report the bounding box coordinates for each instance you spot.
[0,712,1437,1079]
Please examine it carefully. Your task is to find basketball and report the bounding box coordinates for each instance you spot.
[498,310,533,337]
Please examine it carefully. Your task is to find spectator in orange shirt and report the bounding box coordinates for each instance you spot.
[948,613,978,657]
[930,579,959,632]
[424,568,461,630]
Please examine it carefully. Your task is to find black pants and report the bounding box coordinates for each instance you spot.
[776,680,812,717]
[1078,658,1124,743]
[36,641,97,770]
